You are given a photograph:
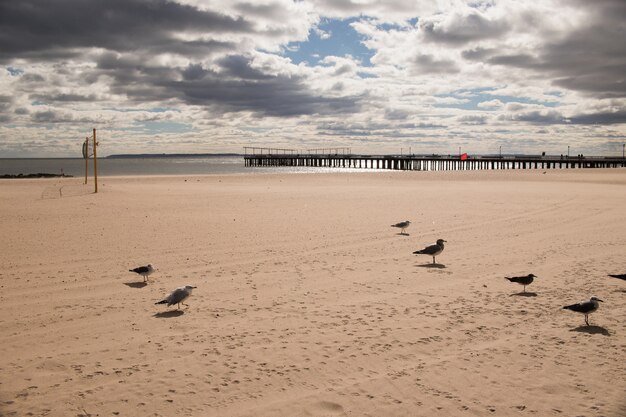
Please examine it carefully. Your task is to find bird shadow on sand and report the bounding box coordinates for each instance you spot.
[153,310,184,318]
[124,282,148,289]
[416,263,446,269]
[570,325,610,336]
[510,292,537,297]
[397,233,410,236]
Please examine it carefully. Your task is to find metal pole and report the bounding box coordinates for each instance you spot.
[567,145,570,158]
[93,128,98,193]
[499,145,502,158]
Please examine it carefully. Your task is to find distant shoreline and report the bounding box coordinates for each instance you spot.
[106,153,242,159]
[0,173,73,179]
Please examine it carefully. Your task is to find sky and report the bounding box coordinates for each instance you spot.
[1,0,625,157]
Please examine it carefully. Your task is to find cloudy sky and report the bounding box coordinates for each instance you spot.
[1,0,625,157]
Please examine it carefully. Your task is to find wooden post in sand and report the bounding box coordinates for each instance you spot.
[93,128,98,193]
[83,137,89,184]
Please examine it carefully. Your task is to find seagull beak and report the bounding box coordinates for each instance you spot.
[597,298,604,302]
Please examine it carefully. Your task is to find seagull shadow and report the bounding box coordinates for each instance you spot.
[510,291,538,297]
[416,263,446,269]
[153,310,184,318]
[124,282,147,289]
[397,232,410,236]
[570,325,610,336]
[608,273,626,280]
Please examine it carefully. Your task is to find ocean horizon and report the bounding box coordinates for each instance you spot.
[0,155,375,177]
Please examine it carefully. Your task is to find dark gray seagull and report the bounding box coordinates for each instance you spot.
[413,239,446,264]
[129,264,155,282]
[608,273,626,281]
[563,296,603,326]
[155,285,197,310]
[505,274,537,293]
[391,220,411,235]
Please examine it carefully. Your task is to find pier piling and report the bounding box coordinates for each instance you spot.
[243,147,626,171]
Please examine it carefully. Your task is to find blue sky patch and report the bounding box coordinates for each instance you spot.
[7,67,24,76]
[284,18,374,66]
[125,121,193,134]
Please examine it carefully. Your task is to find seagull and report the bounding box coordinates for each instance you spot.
[391,220,411,235]
[608,273,626,281]
[563,296,603,326]
[129,264,155,282]
[413,239,446,264]
[155,285,197,310]
[505,274,537,293]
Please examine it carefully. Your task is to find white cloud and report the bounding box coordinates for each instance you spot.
[0,0,624,157]
[478,99,503,109]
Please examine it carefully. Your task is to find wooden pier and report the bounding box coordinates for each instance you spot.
[243,147,626,171]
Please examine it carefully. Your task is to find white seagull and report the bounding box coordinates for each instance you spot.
[155,285,197,310]
[413,239,446,264]
[129,264,155,282]
[391,220,411,235]
[563,296,603,326]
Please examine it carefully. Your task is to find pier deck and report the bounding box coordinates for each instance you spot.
[243,148,625,171]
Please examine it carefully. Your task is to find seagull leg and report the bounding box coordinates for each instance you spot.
[432,256,436,264]
[585,314,589,326]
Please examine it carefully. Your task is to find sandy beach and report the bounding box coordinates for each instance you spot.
[1,169,625,417]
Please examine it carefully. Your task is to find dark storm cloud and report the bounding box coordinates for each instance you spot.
[500,109,626,126]
[29,93,98,103]
[458,115,488,125]
[31,109,99,124]
[420,11,509,45]
[216,55,275,81]
[0,95,13,123]
[0,0,252,62]
[0,1,362,117]
[19,73,46,83]
[412,53,459,74]
[0,95,12,111]
[169,65,362,117]
[463,1,626,98]
[92,54,361,117]
[500,110,566,125]
[31,110,73,123]
[234,2,292,20]
[569,110,626,125]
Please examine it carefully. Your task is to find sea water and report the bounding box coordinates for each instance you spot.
[0,156,372,177]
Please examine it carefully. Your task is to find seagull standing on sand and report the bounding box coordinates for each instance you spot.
[563,296,603,326]
[129,264,155,282]
[505,274,537,293]
[413,239,446,264]
[391,220,411,235]
[155,285,197,310]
